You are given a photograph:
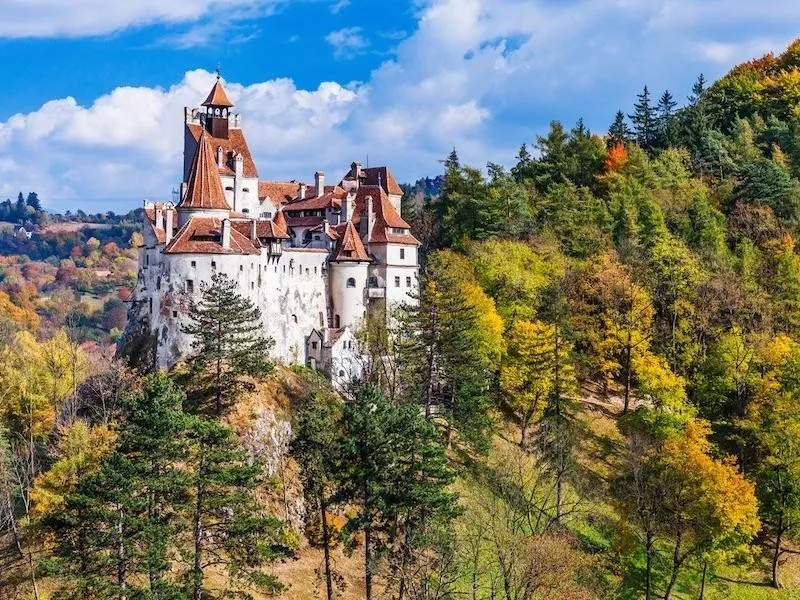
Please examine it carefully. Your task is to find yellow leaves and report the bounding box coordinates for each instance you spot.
[0,289,40,331]
[0,330,90,440]
[461,281,504,370]
[501,320,556,424]
[632,352,690,415]
[30,421,116,518]
[663,419,760,540]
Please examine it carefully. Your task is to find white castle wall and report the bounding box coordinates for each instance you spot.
[329,261,369,330]
[137,247,329,369]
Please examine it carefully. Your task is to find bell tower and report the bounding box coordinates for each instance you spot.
[201,72,234,139]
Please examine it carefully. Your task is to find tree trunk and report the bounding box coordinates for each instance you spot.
[117,505,127,600]
[698,560,707,600]
[320,498,334,600]
[623,344,632,414]
[364,522,373,600]
[193,472,205,600]
[644,531,653,600]
[663,526,683,600]
[772,519,784,589]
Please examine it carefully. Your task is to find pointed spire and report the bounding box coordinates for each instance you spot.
[273,207,288,237]
[334,220,370,262]
[202,74,234,108]
[178,130,231,211]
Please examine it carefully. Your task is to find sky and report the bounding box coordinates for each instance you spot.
[0,0,798,213]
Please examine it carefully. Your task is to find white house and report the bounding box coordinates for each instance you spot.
[129,76,420,380]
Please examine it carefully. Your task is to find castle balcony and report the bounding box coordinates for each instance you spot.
[367,287,385,299]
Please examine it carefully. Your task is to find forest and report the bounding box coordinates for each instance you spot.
[4,39,800,600]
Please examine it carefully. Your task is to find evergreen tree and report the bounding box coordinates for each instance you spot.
[511,142,535,182]
[656,90,679,148]
[396,254,492,451]
[291,395,342,600]
[608,110,632,147]
[629,85,657,152]
[182,272,274,415]
[186,416,287,599]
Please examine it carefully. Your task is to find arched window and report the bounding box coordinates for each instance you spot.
[292,314,298,323]
[346,277,356,288]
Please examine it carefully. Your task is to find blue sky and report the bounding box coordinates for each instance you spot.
[0,0,798,212]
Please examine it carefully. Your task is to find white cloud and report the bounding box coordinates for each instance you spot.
[330,0,350,14]
[325,26,370,60]
[1,0,799,210]
[0,0,282,38]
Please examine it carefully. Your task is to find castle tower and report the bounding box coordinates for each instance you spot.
[176,129,232,226]
[202,74,234,139]
[329,220,371,330]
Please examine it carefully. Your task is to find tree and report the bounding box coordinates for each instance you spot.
[656,90,679,148]
[629,86,657,152]
[182,272,274,415]
[608,110,632,148]
[185,415,286,599]
[336,384,459,600]
[292,395,342,600]
[397,253,492,451]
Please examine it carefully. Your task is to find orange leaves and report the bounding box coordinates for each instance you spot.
[604,143,628,173]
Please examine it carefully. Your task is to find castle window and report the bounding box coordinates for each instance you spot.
[400,248,405,260]
[406,277,412,287]
[306,268,310,275]
[239,265,243,271]
[319,312,324,326]
[346,277,356,288]
[394,276,400,287]
[334,314,340,328]
[146,254,149,266]
[149,298,153,313]
[292,314,298,323]
[338,370,345,378]
[225,186,234,191]
[191,260,196,268]
[156,277,161,290]
[242,208,249,214]
[311,341,318,350]
[260,212,273,219]
[243,188,250,193]
[211,261,216,270]
[251,282,254,289]
[314,266,318,274]
[251,262,254,269]
[173,310,178,318]
[369,276,378,287]
[187,280,194,293]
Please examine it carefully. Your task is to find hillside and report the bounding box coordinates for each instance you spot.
[6,39,800,600]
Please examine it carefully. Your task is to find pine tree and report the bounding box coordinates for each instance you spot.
[182,272,274,415]
[291,395,342,600]
[657,90,679,148]
[186,415,287,599]
[511,142,535,182]
[629,86,657,152]
[608,110,632,147]
[396,254,492,452]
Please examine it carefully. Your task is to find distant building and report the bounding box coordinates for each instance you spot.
[130,76,419,386]
[15,226,32,240]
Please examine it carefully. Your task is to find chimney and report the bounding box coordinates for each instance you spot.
[352,160,362,185]
[250,218,258,243]
[300,183,307,199]
[155,205,164,231]
[164,203,174,244]
[366,196,374,242]
[322,218,329,247]
[341,192,350,224]
[217,146,224,166]
[315,171,325,198]
[221,219,231,249]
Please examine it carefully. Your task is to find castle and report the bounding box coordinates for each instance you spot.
[131,76,420,385]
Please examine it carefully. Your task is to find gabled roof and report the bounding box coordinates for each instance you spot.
[259,181,300,204]
[350,185,418,245]
[333,221,371,262]
[186,124,258,179]
[179,130,232,211]
[163,217,259,255]
[284,186,346,213]
[202,78,234,108]
[273,209,288,237]
[230,219,290,241]
[341,164,403,196]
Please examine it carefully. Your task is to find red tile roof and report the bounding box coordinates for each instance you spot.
[333,221,371,262]
[202,78,234,108]
[341,165,404,196]
[186,123,258,179]
[259,181,300,204]
[285,216,324,228]
[178,131,232,211]
[273,209,288,237]
[230,219,290,241]
[164,217,259,255]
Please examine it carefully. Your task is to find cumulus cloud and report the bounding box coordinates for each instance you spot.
[1,0,799,210]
